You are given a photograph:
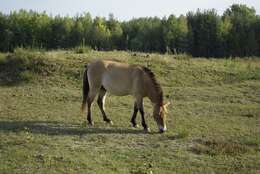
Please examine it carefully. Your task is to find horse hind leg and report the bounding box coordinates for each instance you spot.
[86,87,100,125]
[97,86,113,125]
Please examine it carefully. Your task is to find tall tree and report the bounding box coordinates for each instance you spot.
[89,17,111,50]
[162,15,188,54]
[223,4,258,56]
[187,9,221,57]
[106,13,123,49]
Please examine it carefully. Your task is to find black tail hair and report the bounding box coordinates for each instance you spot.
[81,65,89,113]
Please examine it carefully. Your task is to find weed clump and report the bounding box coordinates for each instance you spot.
[190,139,250,156]
[73,46,92,54]
[0,47,53,85]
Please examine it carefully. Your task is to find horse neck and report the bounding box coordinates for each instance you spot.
[143,69,163,106]
[152,102,161,117]
[147,86,163,106]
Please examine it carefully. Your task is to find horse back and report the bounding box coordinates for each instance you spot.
[87,59,146,96]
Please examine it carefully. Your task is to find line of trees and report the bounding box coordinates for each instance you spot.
[0,4,259,57]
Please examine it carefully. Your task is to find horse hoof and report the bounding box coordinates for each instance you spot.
[130,122,139,128]
[144,127,151,133]
[104,119,113,125]
[88,122,94,126]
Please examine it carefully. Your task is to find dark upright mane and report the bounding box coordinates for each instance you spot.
[142,66,163,105]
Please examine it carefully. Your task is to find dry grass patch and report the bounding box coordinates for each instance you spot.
[190,138,251,156]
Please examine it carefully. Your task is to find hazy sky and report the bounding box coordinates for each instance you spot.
[1,0,259,20]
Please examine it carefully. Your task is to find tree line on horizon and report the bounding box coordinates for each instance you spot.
[0,4,259,58]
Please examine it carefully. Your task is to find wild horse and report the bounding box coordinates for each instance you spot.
[81,59,169,133]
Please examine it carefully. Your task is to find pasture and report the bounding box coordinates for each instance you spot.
[0,49,259,173]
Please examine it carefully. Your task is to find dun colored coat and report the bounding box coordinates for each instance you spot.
[81,59,169,133]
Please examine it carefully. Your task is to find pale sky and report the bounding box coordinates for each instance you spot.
[1,0,259,20]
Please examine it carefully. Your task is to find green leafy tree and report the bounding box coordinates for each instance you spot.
[162,15,188,54]
[89,17,111,50]
[224,4,258,56]
[48,16,73,48]
[70,18,84,47]
[187,9,221,57]
[255,16,260,56]
[106,13,123,49]
[78,12,92,46]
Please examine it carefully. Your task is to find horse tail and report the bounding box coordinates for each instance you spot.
[81,65,89,113]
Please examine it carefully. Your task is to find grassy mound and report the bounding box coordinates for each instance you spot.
[0,48,55,85]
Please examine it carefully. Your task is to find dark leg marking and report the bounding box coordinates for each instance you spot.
[140,108,148,131]
[130,102,139,127]
[87,101,94,125]
[97,86,112,124]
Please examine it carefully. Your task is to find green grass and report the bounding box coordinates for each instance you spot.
[0,49,259,174]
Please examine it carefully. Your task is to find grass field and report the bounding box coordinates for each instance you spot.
[0,49,259,174]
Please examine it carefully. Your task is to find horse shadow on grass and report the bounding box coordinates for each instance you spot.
[0,120,152,135]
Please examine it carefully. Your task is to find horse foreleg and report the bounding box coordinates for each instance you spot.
[136,98,150,132]
[130,102,139,128]
[139,107,150,132]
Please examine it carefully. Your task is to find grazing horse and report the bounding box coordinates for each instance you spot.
[81,59,170,133]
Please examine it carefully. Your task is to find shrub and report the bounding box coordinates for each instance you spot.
[73,46,92,54]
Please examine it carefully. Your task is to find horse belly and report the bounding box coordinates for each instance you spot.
[102,73,132,96]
